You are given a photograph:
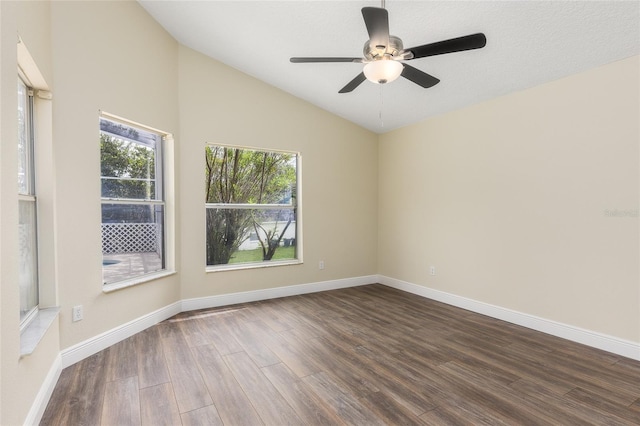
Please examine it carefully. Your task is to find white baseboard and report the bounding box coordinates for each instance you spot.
[378,275,640,361]
[60,301,182,368]
[24,353,61,426]
[181,275,377,312]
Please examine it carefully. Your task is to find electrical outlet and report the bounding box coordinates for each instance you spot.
[72,305,83,322]
[430,266,436,276]
[319,260,325,270]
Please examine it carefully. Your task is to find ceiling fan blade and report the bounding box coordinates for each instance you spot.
[362,7,390,50]
[290,57,363,63]
[407,33,486,59]
[339,72,367,93]
[401,64,440,88]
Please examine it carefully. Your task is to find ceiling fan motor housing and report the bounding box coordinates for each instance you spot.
[363,35,404,60]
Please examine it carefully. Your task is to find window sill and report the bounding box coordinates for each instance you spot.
[102,270,176,293]
[206,259,302,273]
[20,307,60,357]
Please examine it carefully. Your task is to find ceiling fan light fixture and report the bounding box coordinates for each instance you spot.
[363,59,403,84]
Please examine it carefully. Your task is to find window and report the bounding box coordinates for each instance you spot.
[18,75,39,326]
[100,115,167,286]
[205,145,300,269]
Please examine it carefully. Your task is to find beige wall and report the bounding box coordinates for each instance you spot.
[50,0,181,350]
[1,1,182,423]
[379,55,640,343]
[1,1,60,424]
[178,46,379,299]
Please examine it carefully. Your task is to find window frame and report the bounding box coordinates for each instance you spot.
[18,36,62,356]
[99,112,173,290]
[205,144,302,272]
[18,72,40,330]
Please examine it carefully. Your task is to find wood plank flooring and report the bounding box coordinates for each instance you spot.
[41,284,640,425]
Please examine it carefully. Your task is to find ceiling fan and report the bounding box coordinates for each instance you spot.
[290,5,486,93]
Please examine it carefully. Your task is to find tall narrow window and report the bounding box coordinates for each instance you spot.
[18,76,39,326]
[100,116,166,285]
[205,145,300,269]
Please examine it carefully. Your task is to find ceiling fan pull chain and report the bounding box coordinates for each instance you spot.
[379,85,384,127]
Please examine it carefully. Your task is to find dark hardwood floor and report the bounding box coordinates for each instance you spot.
[41,284,640,425]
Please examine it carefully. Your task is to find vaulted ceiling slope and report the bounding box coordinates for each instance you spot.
[139,1,640,134]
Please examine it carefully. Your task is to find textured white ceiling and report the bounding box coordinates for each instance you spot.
[139,1,640,134]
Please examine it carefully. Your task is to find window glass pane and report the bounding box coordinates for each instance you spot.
[205,145,299,268]
[100,133,157,200]
[101,178,156,199]
[17,78,29,194]
[19,200,38,322]
[100,116,166,286]
[206,207,296,266]
[205,146,296,205]
[100,118,158,147]
[101,203,164,284]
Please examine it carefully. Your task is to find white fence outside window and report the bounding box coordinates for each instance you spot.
[101,223,160,254]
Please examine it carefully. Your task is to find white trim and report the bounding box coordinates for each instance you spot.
[101,198,165,205]
[182,275,376,312]
[24,353,61,426]
[102,270,177,293]
[205,142,298,157]
[20,307,60,356]
[205,203,294,210]
[378,275,640,361]
[17,36,49,90]
[99,110,170,137]
[60,301,181,368]
[206,259,301,273]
